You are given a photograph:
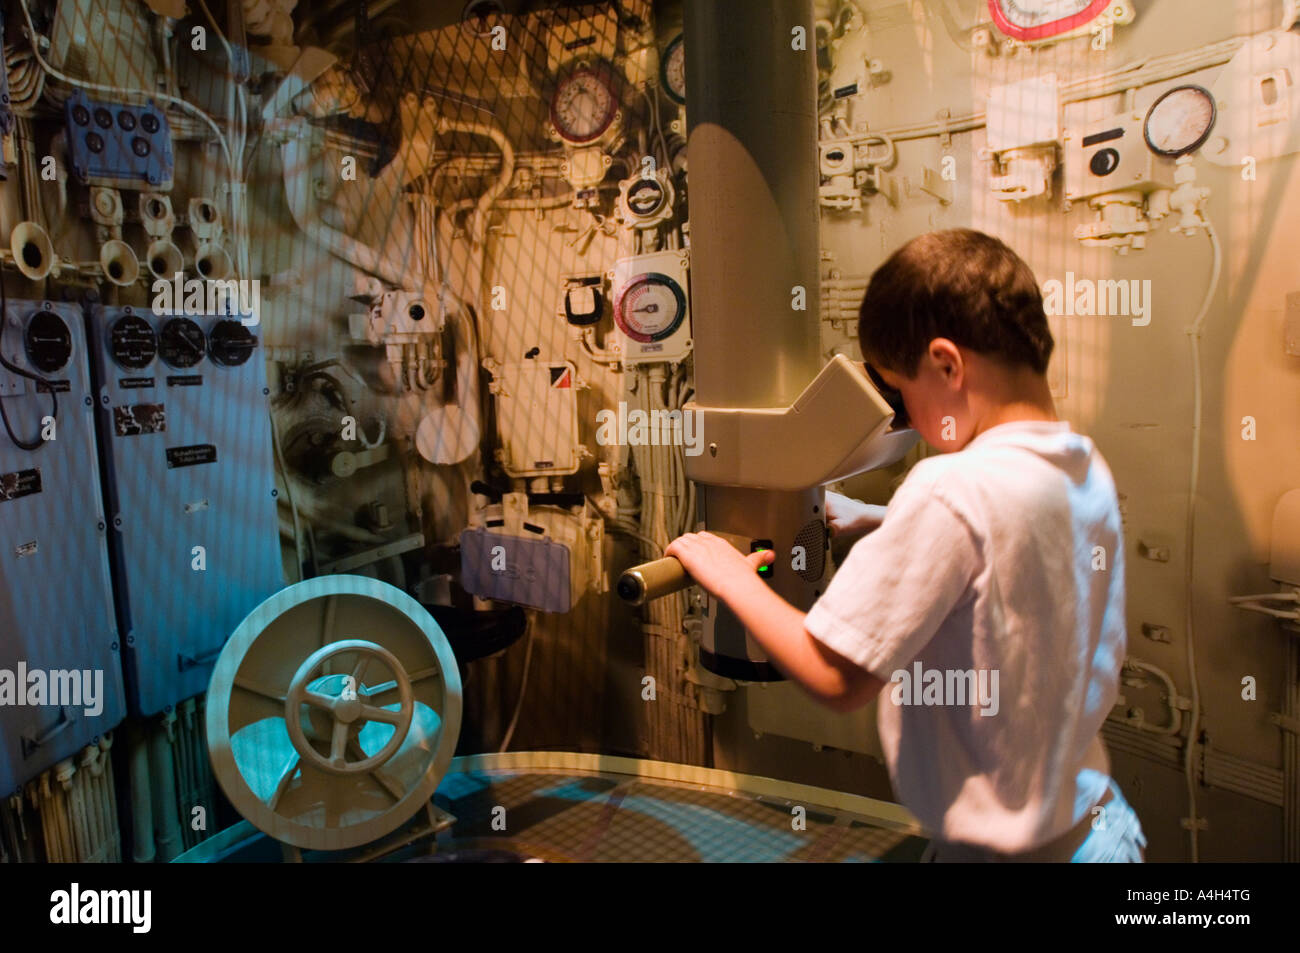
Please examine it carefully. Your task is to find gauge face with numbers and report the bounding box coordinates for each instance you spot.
[989,0,1110,40]
[551,65,619,144]
[1144,85,1216,158]
[109,313,157,369]
[159,317,207,369]
[661,34,685,104]
[614,273,686,343]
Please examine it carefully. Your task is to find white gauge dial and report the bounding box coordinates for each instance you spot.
[1144,85,1216,158]
[551,66,618,144]
[990,0,1108,38]
[662,34,685,104]
[615,273,686,343]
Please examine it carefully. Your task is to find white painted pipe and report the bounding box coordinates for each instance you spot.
[79,744,105,861]
[149,714,183,862]
[280,131,410,288]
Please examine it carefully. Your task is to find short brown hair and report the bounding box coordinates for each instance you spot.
[856,229,1053,376]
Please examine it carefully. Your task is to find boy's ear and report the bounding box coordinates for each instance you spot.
[928,337,964,385]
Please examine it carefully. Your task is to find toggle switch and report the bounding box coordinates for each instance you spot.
[751,539,774,580]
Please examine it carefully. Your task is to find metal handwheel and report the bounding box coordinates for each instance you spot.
[284,640,415,776]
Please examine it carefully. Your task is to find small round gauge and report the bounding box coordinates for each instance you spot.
[661,33,685,105]
[550,64,619,144]
[109,313,157,369]
[614,272,686,343]
[208,319,256,367]
[627,178,666,218]
[1144,84,1216,158]
[989,0,1110,41]
[159,317,207,369]
[24,310,72,374]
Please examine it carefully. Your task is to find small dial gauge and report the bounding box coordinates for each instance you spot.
[989,0,1109,41]
[1144,84,1216,158]
[551,65,619,144]
[661,34,685,104]
[109,313,157,369]
[627,178,666,218]
[614,273,686,343]
[208,319,256,367]
[24,310,73,374]
[159,317,207,369]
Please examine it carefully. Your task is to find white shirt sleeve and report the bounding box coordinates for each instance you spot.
[804,475,982,679]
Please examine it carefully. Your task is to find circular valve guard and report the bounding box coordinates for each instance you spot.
[206,575,463,851]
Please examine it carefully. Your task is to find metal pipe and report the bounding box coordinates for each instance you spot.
[150,713,183,862]
[100,733,121,862]
[127,722,155,863]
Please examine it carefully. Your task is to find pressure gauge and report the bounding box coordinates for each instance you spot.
[1144,85,1216,158]
[158,317,207,369]
[989,0,1112,41]
[613,272,686,343]
[550,64,619,144]
[109,313,157,369]
[208,319,256,367]
[24,309,73,374]
[661,33,685,105]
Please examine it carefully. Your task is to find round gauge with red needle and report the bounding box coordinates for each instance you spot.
[614,272,686,343]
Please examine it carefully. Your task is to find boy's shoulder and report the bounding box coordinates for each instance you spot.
[897,422,1106,509]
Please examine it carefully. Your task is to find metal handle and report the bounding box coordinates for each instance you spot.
[617,556,692,606]
[21,707,71,758]
[178,646,225,671]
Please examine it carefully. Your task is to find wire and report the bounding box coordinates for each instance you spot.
[1180,220,1221,863]
[0,273,57,451]
[498,612,534,753]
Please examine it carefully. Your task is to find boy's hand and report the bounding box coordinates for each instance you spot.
[664,532,775,602]
[825,490,887,538]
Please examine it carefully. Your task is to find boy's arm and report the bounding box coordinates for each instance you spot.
[663,532,886,713]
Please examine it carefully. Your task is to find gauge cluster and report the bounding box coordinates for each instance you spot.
[99,309,259,373]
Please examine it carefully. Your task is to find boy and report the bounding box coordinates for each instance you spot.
[665,229,1146,862]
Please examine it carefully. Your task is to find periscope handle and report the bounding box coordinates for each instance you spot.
[616,556,692,606]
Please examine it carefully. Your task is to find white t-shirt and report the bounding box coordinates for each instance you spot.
[804,420,1125,852]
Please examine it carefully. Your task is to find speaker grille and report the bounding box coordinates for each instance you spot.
[793,519,826,582]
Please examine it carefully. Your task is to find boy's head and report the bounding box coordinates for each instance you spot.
[857,229,1054,451]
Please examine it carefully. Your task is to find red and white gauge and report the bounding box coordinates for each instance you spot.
[613,272,686,343]
[550,64,619,145]
[988,0,1111,42]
